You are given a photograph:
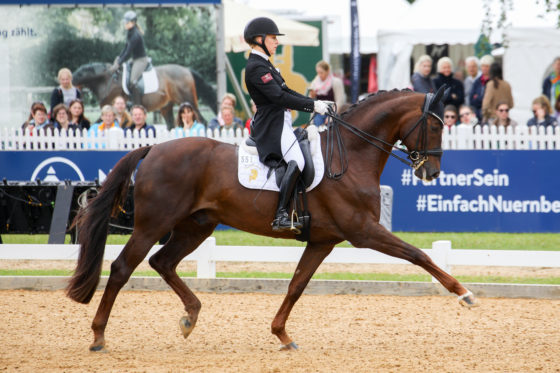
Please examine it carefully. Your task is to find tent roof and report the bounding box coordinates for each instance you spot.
[239,0,410,54]
[224,0,319,52]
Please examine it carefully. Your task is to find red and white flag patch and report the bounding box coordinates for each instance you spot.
[261,73,273,83]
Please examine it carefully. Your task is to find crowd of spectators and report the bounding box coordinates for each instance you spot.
[410,54,560,129]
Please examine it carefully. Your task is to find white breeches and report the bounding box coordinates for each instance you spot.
[280,111,304,171]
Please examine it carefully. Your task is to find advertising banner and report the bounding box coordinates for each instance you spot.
[380,150,560,232]
[1,150,559,232]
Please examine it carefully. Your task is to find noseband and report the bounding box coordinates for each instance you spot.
[324,92,444,179]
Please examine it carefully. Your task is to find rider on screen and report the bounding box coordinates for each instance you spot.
[243,17,331,232]
[111,10,147,107]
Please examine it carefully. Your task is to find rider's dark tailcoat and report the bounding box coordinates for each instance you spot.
[244,52,314,167]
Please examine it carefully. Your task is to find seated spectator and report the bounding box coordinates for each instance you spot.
[126,105,156,137]
[542,56,560,107]
[21,101,51,133]
[209,93,238,129]
[209,105,244,132]
[443,105,458,129]
[486,102,517,128]
[433,57,464,108]
[527,95,558,128]
[464,56,480,106]
[113,95,132,129]
[458,105,479,127]
[68,99,90,131]
[50,68,81,117]
[469,54,494,121]
[411,55,435,93]
[481,63,514,123]
[174,102,205,137]
[51,104,77,133]
[245,99,257,134]
[88,105,119,137]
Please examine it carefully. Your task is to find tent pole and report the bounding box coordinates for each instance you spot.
[225,54,251,118]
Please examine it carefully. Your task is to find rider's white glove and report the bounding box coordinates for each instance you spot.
[313,100,330,115]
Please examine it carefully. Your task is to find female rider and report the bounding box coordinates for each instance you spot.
[243,17,330,232]
[111,10,147,106]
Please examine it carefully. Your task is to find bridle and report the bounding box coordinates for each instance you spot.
[324,92,444,180]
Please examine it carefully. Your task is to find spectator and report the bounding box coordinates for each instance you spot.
[209,93,238,129]
[113,95,132,129]
[542,56,560,108]
[481,63,514,123]
[458,105,479,127]
[174,102,205,137]
[443,105,458,129]
[433,57,464,108]
[411,55,435,93]
[464,56,480,106]
[21,101,51,133]
[469,54,494,121]
[68,99,91,131]
[308,60,346,125]
[50,68,81,117]
[88,105,119,137]
[126,105,156,137]
[245,99,257,134]
[555,93,560,120]
[486,102,518,128]
[51,104,77,133]
[209,104,243,131]
[527,95,558,128]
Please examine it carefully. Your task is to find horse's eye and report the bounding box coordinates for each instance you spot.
[430,125,440,133]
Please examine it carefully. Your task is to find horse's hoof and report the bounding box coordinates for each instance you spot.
[458,290,480,308]
[89,344,108,353]
[179,316,196,339]
[279,341,299,351]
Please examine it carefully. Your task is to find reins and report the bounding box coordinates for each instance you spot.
[324,92,444,180]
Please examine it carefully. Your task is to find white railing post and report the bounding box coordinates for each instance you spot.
[430,240,451,283]
[196,237,216,278]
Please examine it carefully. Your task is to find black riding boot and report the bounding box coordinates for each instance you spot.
[130,83,142,106]
[272,160,303,232]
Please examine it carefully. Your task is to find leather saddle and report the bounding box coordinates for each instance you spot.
[245,127,315,189]
[124,58,154,95]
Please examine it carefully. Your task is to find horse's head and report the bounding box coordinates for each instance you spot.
[398,85,448,182]
[72,62,113,86]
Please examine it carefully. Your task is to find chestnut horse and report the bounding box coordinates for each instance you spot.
[67,86,478,352]
[72,62,216,128]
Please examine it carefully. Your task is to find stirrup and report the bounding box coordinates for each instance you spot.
[290,210,301,234]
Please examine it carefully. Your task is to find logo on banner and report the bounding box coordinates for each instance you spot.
[30,157,85,182]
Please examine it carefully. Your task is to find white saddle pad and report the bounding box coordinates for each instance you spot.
[238,126,324,192]
[122,63,159,95]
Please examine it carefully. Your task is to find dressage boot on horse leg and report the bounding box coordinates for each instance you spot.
[272,160,303,232]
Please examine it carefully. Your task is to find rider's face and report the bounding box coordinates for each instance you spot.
[263,34,279,56]
[124,21,135,30]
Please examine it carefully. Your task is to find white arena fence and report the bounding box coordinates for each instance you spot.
[1,124,559,150]
[1,239,559,282]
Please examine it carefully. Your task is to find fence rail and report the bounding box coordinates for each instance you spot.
[1,239,558,281]
[1,124,559,150]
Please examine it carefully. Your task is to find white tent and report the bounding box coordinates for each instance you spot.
[239,0,410,54]
[377,0,559,95]
[224,0,320,52]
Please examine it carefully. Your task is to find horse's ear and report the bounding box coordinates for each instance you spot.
[431,84,446,108]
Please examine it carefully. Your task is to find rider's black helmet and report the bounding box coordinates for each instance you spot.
[243,17,284,47]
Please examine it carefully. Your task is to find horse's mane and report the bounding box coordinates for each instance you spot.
[340,88,414,118]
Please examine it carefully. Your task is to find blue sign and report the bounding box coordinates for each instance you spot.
[380,150,560,233]
[1,150,559,232]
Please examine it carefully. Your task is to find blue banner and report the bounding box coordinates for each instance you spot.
[380,150,560,233]
[350,0,360,103]
[1,150,559,232]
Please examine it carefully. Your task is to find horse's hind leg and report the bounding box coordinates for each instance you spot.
[149,217,216,339]
[271,243,334,350]
[90,231,159,352]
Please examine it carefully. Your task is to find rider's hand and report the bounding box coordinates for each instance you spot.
[314,100,330,115]
[109,62,119,73]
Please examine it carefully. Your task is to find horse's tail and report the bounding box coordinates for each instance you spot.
[66,146,152,304]
[191,70,218,113]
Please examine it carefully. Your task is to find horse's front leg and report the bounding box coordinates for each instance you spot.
[350,222,478,307]
[272,243,334,350]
